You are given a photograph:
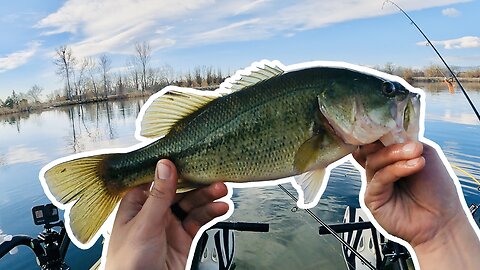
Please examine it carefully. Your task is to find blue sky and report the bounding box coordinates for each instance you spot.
[0,0,479,100]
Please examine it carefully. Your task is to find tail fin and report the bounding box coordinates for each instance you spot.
[43,154,121,246]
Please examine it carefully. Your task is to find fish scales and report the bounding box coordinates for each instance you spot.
[109,68,337,188]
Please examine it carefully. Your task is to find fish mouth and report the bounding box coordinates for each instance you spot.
[380,92,420,145]
[404,92,421,139]
[320,92,421,146]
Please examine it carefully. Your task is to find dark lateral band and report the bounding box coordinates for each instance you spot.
[171,203,187,221]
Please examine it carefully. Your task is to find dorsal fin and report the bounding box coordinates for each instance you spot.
[139,88,220,139]
[221,60,285,93]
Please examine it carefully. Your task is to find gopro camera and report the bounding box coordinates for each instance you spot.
[32,204,59,225]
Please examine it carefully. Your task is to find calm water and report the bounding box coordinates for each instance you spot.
[0,84,479,269]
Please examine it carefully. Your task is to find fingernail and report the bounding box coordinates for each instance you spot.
[403,142,416,154]
[156,161,171,180]
[406,157,420,167]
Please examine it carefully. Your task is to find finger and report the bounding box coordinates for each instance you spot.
[365,141,423,181]
[138,160,178,227]
[352,141,384,167]
[365,156,425,209]
[182,202,230,237]
[176,182,228,213]
[114,183,151,226]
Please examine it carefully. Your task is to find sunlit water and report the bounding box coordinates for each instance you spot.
[0,84,479,269]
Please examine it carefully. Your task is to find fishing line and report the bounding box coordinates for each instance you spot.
[383,0,480,123]
[452,164,480,187]
[277,184,376,270]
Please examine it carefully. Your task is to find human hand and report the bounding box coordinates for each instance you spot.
[352,141,465,247]
[105,159,229,270]
[353,141,480,269]
[353,142,480,270]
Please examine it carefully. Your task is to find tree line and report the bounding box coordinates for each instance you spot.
[52,41,226,102]
[375,62,480,82]
[0,41,226,114]
[2,44,480,115]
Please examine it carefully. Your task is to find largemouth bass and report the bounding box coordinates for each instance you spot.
[40,60,421,247]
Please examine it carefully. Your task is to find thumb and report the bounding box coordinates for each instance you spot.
[138,159,178,227]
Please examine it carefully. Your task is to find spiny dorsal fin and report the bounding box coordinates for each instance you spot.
[221,60,285,93]
[139,88,221,139]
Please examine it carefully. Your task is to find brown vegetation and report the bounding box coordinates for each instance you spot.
[375,62,480,83]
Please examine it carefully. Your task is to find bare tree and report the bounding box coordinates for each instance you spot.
[54,45,76,100]
[27,85,43,103]
[382,62,396,75]
[132,69,140,92]
[185,70,193,87]
[85,57,99,100]
[99,54,111,98]
[194,66,202,87]
[127,57,140,92]
[116,73,125,96]
[158,64,174,86]
[215,68,223,84]
[161,64,175,84]
[134,41,152,93]
[147,67,160,90]
[74,59,89,101]
[205,66,214,85]
[424,64,448,77]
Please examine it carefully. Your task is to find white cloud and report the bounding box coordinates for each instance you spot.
[35,0,213,57]
[0,42,41,73]
[417,36,480,49]
[34,0,470,57]
[442,7,461,17]
[189,19,270,45]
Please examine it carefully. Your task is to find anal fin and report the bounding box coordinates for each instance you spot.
[294,168,326,206]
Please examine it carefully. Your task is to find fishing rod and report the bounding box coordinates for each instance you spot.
[277,184,376,270]
[383,0,480,122]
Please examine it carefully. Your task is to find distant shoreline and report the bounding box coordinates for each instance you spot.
[411,77,480,83]
[0,92,148,116]
[0,86,219,116]
[0,80,478,117]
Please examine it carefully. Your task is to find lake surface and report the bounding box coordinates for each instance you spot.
[0,83,479,269]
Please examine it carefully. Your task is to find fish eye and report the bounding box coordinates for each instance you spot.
[382,82,396,96]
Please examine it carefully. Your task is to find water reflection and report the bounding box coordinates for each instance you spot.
[0,98,145,270]
[36,99,147,153]
[0,145,47,166]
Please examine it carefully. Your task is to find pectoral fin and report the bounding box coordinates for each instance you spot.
[294,168,326,205]
[292,118,354,207]
[294,134,324,172]
[291,100,355,207]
